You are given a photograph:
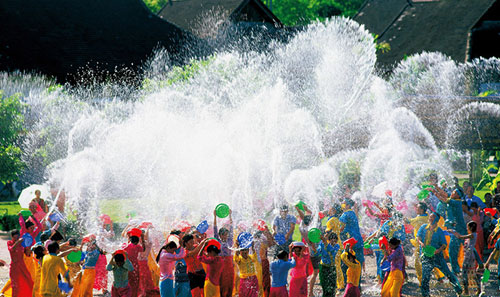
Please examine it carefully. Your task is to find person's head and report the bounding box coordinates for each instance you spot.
[388,237,400,249]
[130,236,139,245]
[279,205,289,219]
[218,227,229,241]
[462,200,470,212]
[344,198,355,210]
[32,245,46,259]
[467,221,477,233]
[165,241,178,253]
[470,201,479,212]
[463,181,471,189]
[35,190,41,198]
[276,249,288,260]
[327,232,338,245]
[347,250,356,263]
[11,229,20,241]
[302,215,312,226]
[465,185,474,197]
[68,238,77,247]
[47,241,60,254]
[183,234,195,249]
[170,230,182,236]
[331,203,342,217]
[206,244,221,256]
[417,202,428,215]
[292,246,302,256]
[40,232,50,243]
[240,248,249,259]
[25,220,35,232]
[429,173,438,184]
[114,253,125,267]
[484,193,493,207]
[428,212,440,226]
[50,230,64,242]
[440,179,448,189]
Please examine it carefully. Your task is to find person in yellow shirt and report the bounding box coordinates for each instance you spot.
[234,242,258,297]
[31,244,46,297]
[325,203,345,290]
[340,243,361,297]
[40,241,70,297]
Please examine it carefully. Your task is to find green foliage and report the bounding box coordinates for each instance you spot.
[478,89,498,97]
[142,57,214,92]
[373,34,391,54]
[142,0,168,13]
[0,91,26,183]
[0,214,21,231]
[267,0,364,26]
[338,159,361,190]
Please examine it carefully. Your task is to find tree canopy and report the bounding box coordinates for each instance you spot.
[0,92,25,183]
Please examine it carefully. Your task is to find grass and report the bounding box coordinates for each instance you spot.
[0,201,24,216]
[99,199,137,223]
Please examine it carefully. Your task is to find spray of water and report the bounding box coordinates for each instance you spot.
[2,17,500,247]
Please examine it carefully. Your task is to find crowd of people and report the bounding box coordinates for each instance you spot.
[2,175,500,297]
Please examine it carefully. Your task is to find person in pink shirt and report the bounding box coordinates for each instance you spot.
[125,228,145,297]
[156,237,186,297]
[197,240,224,297]
[289,242,313,297]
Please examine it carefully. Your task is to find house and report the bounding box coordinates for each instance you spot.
[158,0,283,38]
[354,0,500,71]
[0,0,208,82]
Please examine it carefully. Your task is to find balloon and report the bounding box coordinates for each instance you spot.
[196,220,209,234]
[215,203,230,218]
[21,233,33,247]
[307,228,321,243]
[67,250,82,263]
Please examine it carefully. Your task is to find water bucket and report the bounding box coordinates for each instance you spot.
[274,233,286,245]
[423,245,436,257]
[417,190,430,200]
[237,232,253,249]
[99,214,112,225]
[295,200,306,212]
[481,268,490,283]
[67,250,82,263]
[20,210,32,218]
[49,212,63,222]
[21,233,33,247]
[215,203,230,218]
[378,236,388,249]
[205,238,221,251]
[422,184,435,190]
[363,241,371,249]
[58,281,71,293]
[254,219,267,231]
[307,228,321,243]
[196,220,209,234]
[343,237,358,249]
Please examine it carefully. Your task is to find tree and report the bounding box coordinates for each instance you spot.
[142,0,168,13]
[0,91,25,183]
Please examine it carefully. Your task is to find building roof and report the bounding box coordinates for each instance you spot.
[158,0,282,36]
[0,0,207,82]
[354,0,498,70]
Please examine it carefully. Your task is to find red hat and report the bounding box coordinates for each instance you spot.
[205,238,222,251]
[113,249,126,258]
[138,221,153,229]
[253,220,267,231]
[82,234,96,244]
[485,208,497,217]
[379,236,388,250]
[127,228,142,238]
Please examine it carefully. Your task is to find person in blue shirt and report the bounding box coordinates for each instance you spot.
[313,232,340,297]
[435,188,466,274]
[417,212,462,297]
[464,185,487,209]
[106,251,134,296]
[272,205,297,247]
[269,249,296,297]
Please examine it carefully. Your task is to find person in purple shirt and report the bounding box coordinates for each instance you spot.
[270,249,296,297]
[464,185,487,209]
[381,237,405,297]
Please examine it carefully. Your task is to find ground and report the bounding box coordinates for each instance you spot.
[1,231,499,296]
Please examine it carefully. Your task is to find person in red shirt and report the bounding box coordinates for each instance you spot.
[183,235,208,297]
[198,240,224,297]
[125,228,145,297]
[7,229,33,296]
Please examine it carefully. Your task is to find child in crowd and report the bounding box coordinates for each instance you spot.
[40,241,70,297]
[381,237,405,297]
[269,249,295,297]
[315,232,340,297]
[340,243,361,297]
[451,221,482,296]
[234,243,259,297]
[289,242,312,297]
[31,244,45,297]
[198,240,223,297]
[138,227,158,296]
[183,235,207,297]
[8,229,33,296]
[156,237,186,297]
[107,250,134,297]
[213,209,234,297]
[125,228,145,297]
[80,239,102,297]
